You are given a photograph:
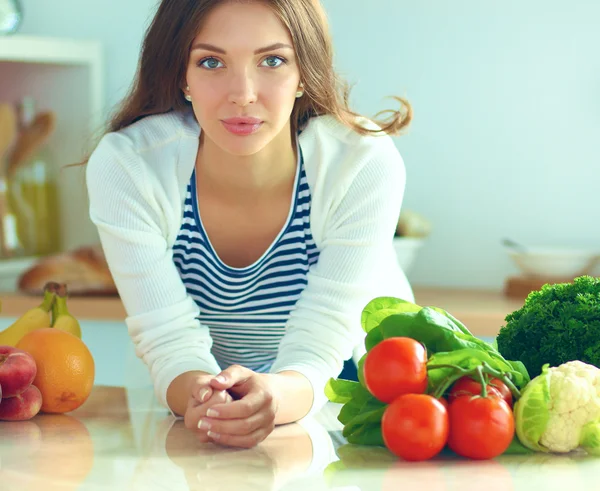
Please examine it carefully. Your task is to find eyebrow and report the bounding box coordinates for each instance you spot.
[191,42,293,55]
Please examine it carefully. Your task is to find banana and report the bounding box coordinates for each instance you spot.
[51,284,81,338]
[0,289,55,346]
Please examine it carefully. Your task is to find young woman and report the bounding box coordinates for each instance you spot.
[86,0,414,449]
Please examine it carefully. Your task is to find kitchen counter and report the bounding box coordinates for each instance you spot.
[0,287,525,337]
[1,385,598,490]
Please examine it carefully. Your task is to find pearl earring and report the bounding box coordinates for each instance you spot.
[185,86,192,102]
[296,82,304,99]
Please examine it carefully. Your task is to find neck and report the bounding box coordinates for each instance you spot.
[196,126,297,202]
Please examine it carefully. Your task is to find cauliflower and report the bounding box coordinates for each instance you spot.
[514,360,600,454]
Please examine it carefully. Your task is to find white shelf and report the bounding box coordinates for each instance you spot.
[0,35,102,66]
[0,35,106,290]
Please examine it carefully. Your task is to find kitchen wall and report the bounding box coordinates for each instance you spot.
[14,0,600,289]
[14,0,158,115]
[322,0,600,288]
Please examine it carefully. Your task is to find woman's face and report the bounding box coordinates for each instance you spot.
[185,1,302,157]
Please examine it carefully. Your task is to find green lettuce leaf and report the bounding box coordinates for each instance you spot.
[513,364,551,452]
[360,296,422,334]
[427,348,529,391]
[325,378,360,404]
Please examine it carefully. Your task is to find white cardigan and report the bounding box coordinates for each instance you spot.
[85,109,414,417]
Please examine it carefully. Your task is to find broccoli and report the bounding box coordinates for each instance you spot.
[496,275,600,378]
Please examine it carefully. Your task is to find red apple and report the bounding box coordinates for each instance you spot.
[0,345,37,397]
[0,384,43,421]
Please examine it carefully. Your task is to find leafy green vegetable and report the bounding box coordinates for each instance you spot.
[497,275,600,378]
[364,306,530,391]
[345,424,385,446]
[357,353,367,388]
[504,436,535,455]
[513,364,551,452]
[360,297,422,333]
[325,379,360,404]
[326,295,530,452]
[337,384,373,425]
[366,307,495,354]
[427,348,529,391]
[333,382,385,429]
[342,406,386,439]
[514,360,600,455]
[580,421,600,456]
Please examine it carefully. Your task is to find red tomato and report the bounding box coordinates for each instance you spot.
[490,378,513,408]
[447,395,515,460]
[382,394,449,462]
[437,397,449,411]
[448,376,513,408]
[448,377,502,402]
[363,337,427,404]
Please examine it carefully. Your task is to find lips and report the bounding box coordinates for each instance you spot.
[221,117,264,136]
[222,117,263,125]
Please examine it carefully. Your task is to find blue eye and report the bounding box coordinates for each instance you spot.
[261,56,286,68]
[198,57,223,69]
[197,55,287,70]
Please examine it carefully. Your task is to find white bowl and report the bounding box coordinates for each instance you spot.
[507,247,600,278]
[393,237,425,274]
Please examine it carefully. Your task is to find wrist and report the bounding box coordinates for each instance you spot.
[264,371,313,424]
[167,370,214,416]
[260,372,281,409]
[186,372,214,393]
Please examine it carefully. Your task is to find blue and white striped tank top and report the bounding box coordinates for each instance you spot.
[172,147,320,372]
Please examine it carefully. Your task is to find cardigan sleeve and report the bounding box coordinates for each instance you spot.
[269,137,408,417]
[86,134,222,412]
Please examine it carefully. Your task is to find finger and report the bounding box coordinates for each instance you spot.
[209,365,251,390]
[191,385,212,405]
[208,424,274,449]
[205,390,272,420]
[185,397,203,429]
[199,408,271,436]
[185,389,230,430]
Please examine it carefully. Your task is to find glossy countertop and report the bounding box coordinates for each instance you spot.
[1,386,599,491]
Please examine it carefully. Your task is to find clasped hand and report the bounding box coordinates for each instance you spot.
[184,365,278,448]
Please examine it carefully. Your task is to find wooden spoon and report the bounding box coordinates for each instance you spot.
[0,103,18,257]
[7,111,56,177]
[0,103,17,171]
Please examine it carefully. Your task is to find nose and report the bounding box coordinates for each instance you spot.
[227,69,257,106]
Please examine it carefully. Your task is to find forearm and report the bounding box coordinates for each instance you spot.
[166,370,213,416]
[265,371,314,425]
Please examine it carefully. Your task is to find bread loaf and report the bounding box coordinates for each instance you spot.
[18,245,118,296]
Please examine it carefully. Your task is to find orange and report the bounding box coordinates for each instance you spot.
[16,328,95,414]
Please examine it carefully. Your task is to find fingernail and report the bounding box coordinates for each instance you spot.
[198,388,209,403]
[214,375,226,384]
[207,430,220,440]
[198,419,211,431]
[206,408,219,418]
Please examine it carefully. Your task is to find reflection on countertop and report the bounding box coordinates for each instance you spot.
[1,385,600,491]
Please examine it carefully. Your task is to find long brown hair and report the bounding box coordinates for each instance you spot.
[87,0,412,160]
